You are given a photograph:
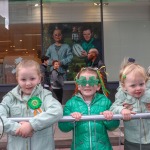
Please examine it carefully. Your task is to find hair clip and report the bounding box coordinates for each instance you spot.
[128,58,135,63]
[122,74,126,79]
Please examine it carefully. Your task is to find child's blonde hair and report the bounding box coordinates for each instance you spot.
[146,66,150,78]
[119,58,148,84]
[16,59,41,78]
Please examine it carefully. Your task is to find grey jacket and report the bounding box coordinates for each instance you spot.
[51,69,64,89]
[0,84,63,150]
[110,86,150,144]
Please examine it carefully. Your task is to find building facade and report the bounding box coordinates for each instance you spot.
[0,0,150,102]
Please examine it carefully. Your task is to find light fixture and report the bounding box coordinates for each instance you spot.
[0,40,11,43]
[14,49,27,51]
[94,3,100,6]
[94,2,109,6]
[24,34,41,36]
[103,3,109,6]
[35,4,39,7]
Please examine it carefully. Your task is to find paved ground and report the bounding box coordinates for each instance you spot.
[56,146,124,150]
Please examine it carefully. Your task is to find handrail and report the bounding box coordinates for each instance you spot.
[8,112,150,122]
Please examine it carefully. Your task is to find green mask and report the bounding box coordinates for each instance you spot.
[76,76,99,86]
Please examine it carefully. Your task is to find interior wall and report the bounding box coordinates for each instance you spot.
[43,3,101,23]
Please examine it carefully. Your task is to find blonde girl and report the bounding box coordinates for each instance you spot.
[110,58,150,150]
[0,59,63,150]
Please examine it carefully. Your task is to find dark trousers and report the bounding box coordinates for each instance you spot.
[124,139,150,150]
[52,88,63,104]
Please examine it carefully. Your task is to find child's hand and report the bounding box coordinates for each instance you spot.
[71,112,82,121]
[121,109,136,120]
[145,103,150,111]
[101,111,113,120]
[15,122,34,138]
[123,102,133,111]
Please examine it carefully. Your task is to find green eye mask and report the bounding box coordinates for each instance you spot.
[76,76,99,86]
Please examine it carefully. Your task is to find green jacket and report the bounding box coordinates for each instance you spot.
[110,86,150,144]
[59,93,119,150]
[0,84,63,150]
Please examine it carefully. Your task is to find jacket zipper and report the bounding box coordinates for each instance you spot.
[88,103,92,150]
[139,99,147,143]
[26,103,31,150]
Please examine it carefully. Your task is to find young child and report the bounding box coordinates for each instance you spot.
[0,60,63,150]
[58,67,119,150]
[46,28,73,80]
[51,60,64,104]
[110,58,150,150]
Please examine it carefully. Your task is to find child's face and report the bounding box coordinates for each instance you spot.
[17,66,41,95]
[53,29,62,43]
[78,72,100,100]
[53,62,60,69]
[122,71,146,98]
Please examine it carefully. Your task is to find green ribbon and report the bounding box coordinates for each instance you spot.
[76,76,99,86]
[28,96,42,110]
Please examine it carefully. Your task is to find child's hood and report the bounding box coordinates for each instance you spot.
[6,84,43,102]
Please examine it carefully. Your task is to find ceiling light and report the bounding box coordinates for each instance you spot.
[103,3,109,6]
[94,3,100,6]
[93,2,109,6]
[14,49,27,51]
[24,34,41,36]
[0,40,11,43]
[35,4,39,7]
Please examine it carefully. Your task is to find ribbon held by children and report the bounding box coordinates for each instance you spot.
[28,96,42,116]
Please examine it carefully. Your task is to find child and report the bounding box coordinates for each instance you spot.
[110,58,150,150]
[58,67,119,150]
[51,60,64,104]
[46,28,73,80]
[40,55,51,90]
[0,60,63,150]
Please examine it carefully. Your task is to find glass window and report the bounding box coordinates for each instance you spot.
[0,0,41,84]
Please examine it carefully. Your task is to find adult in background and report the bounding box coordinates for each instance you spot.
[87,48,108,96]
[40,55,51,90]
[46,28,73,80]
[81,26,102,65]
